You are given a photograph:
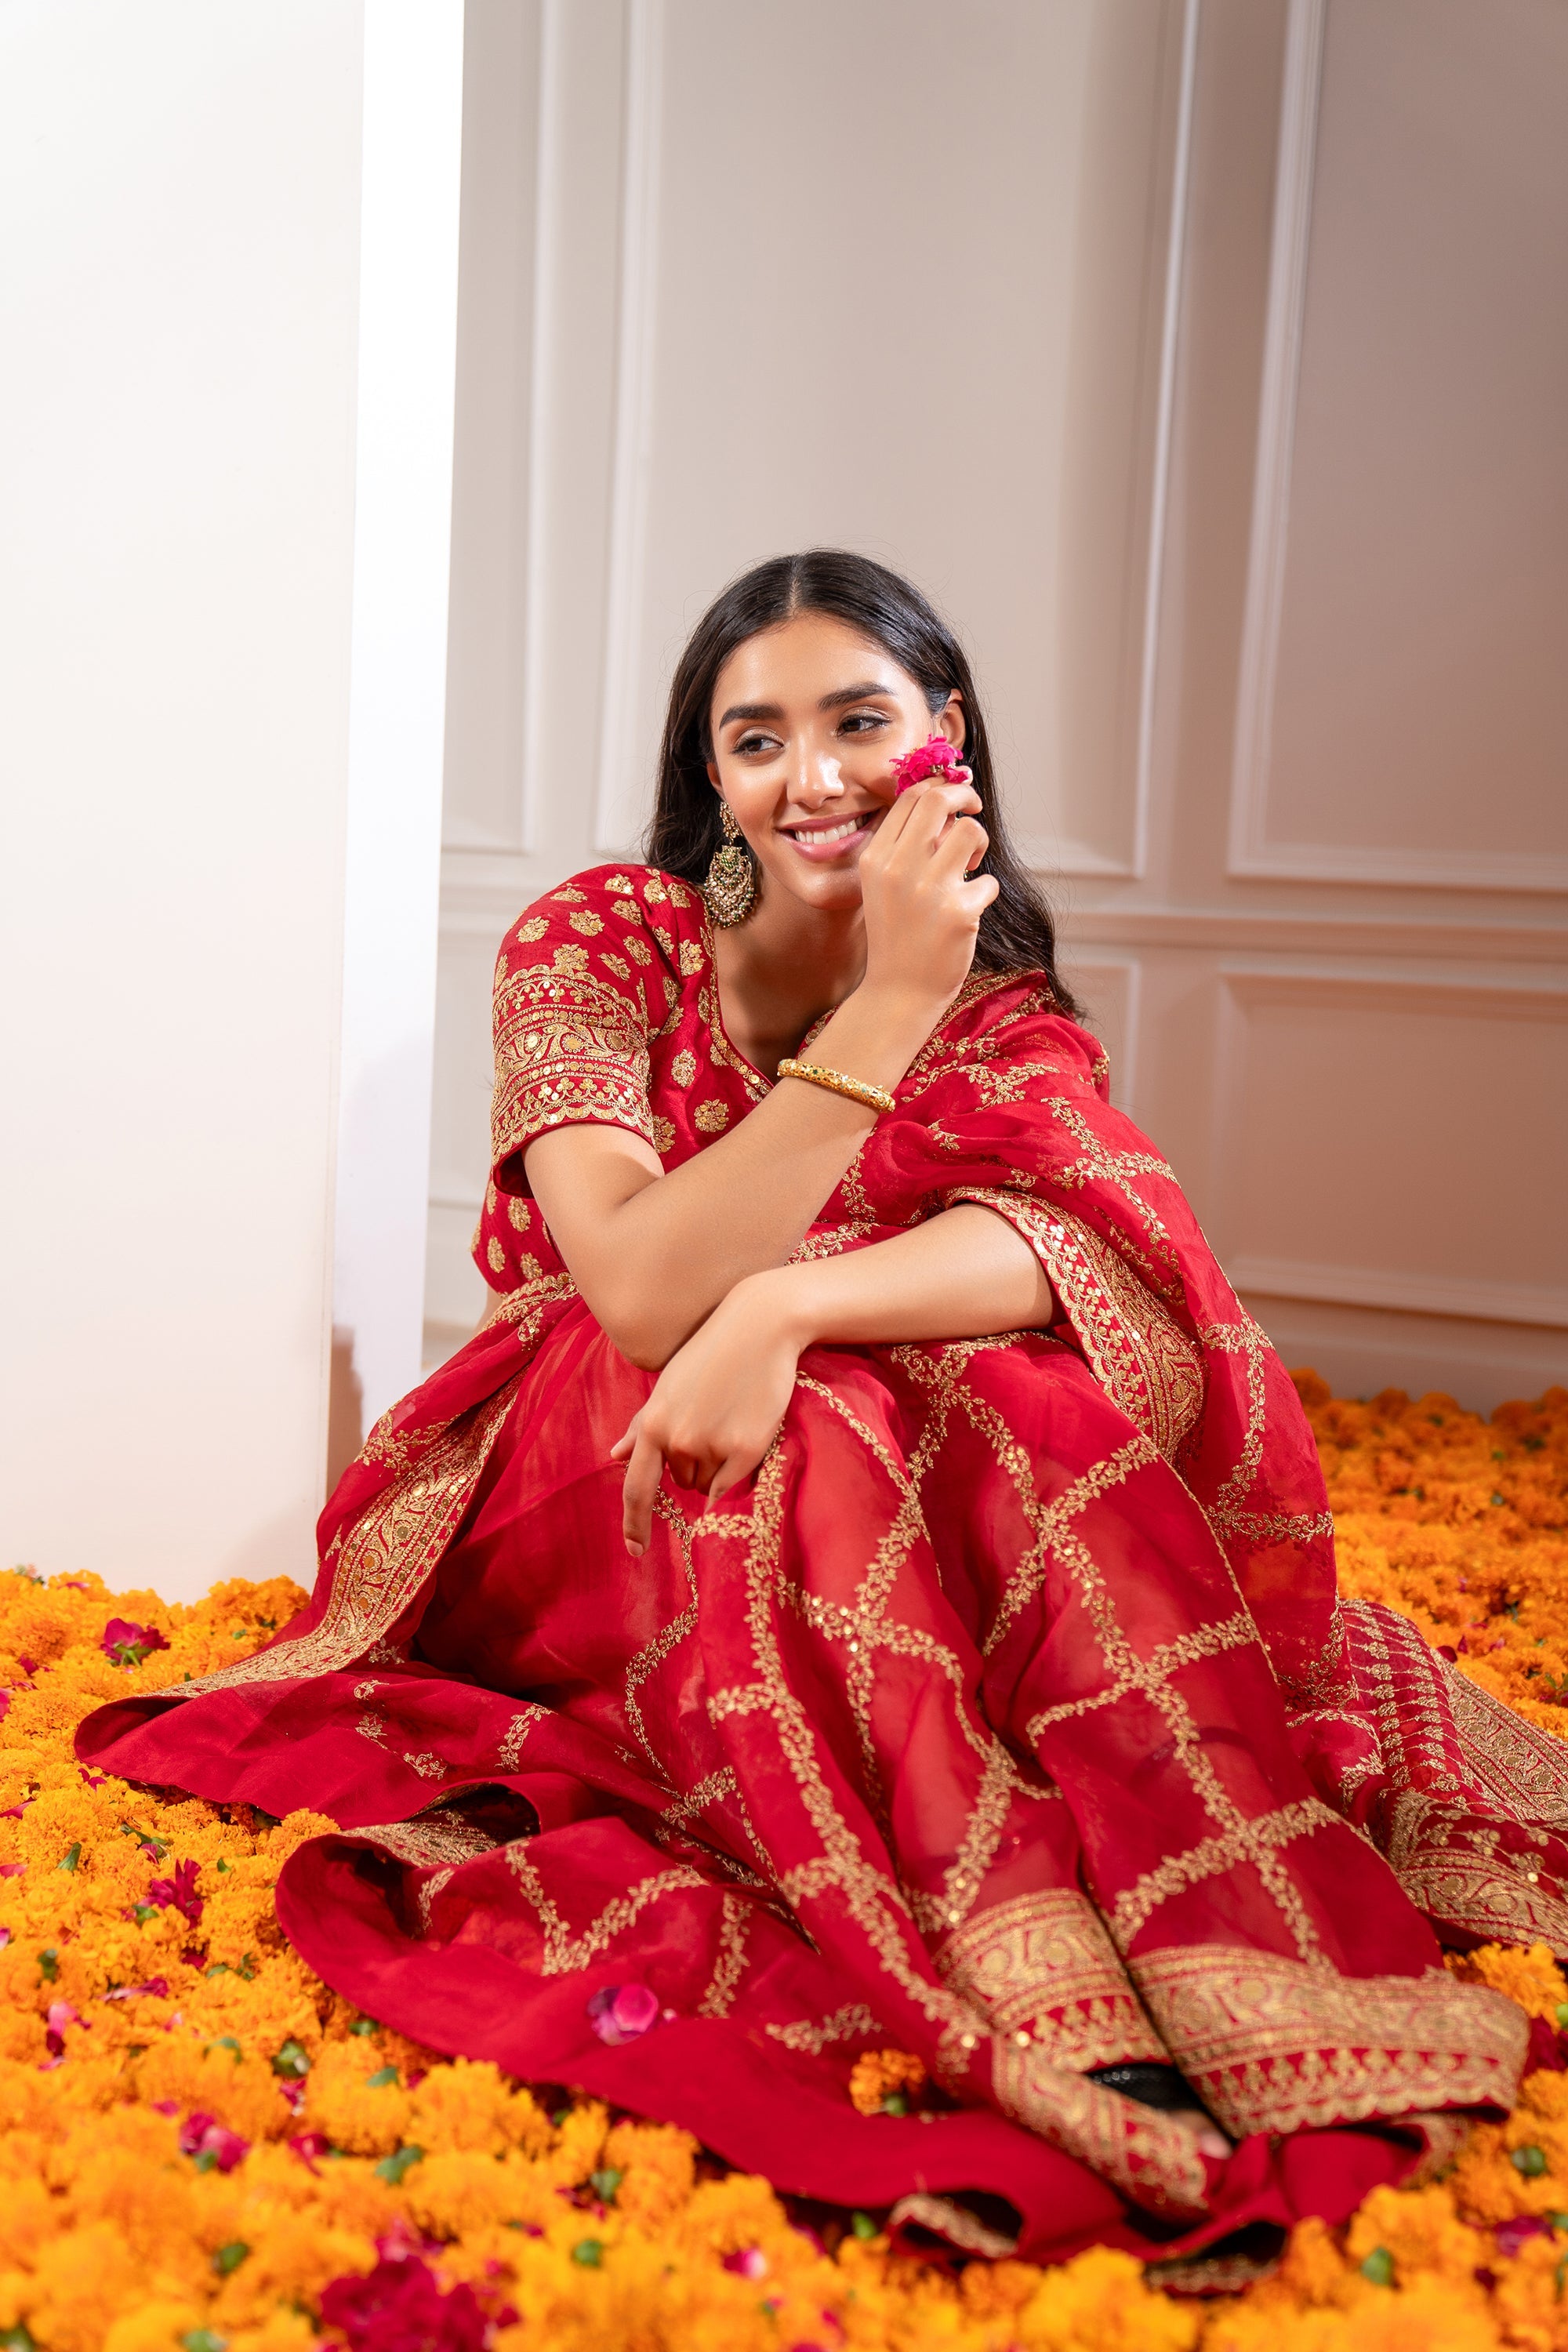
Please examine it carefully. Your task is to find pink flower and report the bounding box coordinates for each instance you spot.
[100,1617,169,1669]
[586,1982,660,2045]
[1497,2214,1555,2257]
[146,1857,203,1926]
[289,2130,334,2173]
[318,2256,488,2352]
[0,1864,25,1879]
[179,2112,249,2172]
[891,735,968,795]
[45,1998,86,2057]
[103,1977,169,2001]
[723,2247,768,2280]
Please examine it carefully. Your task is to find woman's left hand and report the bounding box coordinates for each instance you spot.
[610,1273,802,1555]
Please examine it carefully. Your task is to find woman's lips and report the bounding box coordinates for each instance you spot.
[780,810,880,862]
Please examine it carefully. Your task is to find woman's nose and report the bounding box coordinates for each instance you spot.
[792,749,846,806]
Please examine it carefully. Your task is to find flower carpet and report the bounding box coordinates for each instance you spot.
[2,1377,1566,2352]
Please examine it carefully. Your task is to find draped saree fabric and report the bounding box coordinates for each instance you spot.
[80,865,1568,2267]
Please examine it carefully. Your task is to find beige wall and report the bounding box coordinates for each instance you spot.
[427,0,1567,1408]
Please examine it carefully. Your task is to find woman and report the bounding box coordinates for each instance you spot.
[82,551,1568,2270]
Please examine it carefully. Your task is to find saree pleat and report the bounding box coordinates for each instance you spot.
[80,862,1566,2264]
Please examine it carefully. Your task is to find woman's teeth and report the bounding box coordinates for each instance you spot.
[792,815,864,844]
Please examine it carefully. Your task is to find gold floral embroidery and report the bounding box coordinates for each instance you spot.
[504,1849,706,1973]
[623,934,652,967]
[605,873,634,895]
[696,1893,752,2019]
[643,877,667,903]
[568,909,603,935]
[948,1190,1204,1459]
[934,1889,1167,2071]
[516,917,548,943]
[353,1812,503,1871]
[678,939,705,976]
[764,2003,883,2053]
[652,1116,675,1154]
[172,1388,518,1693]
[694,1100,728,1134]
[506,1197,532,1232]
[989,2041,1210,2219]
[552,943,590,976]
[495,1704,546,1772]
[491,961,654,1174]
[1342,1597,1568,1953]
[550,885,586,902]
[1130,1943,1526,2138]
[887,2196,1018,2259]
[486,1236,506,1274]
[670,1049,697,1087]
[601,953,630,979]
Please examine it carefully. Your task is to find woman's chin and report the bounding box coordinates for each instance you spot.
[758,858,866,916]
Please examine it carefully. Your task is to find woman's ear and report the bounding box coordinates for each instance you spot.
[935,691,966,753]
[706,760,720,788]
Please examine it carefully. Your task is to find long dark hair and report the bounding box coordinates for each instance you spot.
[644,549,1080,1012]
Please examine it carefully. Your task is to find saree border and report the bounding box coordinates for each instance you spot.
[1129,1943,1527,2140]
[933,1888,1167,2072]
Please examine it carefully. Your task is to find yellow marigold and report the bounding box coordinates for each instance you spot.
[848,2046,929,2115]
[1447,1940,1568,2022]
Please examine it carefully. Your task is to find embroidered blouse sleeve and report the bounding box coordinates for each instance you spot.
[488,874,661,1192]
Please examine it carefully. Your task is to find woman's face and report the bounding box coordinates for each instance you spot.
[706,611,964,916]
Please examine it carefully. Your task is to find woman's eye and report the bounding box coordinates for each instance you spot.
[733,732,779,757]
[839,710,891,735]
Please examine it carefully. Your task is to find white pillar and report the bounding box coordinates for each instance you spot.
[334,0,466,1445]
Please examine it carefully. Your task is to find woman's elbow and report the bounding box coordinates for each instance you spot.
[590,1290,684,1374]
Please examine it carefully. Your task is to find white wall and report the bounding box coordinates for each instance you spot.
[0,1,365,1599]
[427,0,1192,1341]
[429,0,1568,1412]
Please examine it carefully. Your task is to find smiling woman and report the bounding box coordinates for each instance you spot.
[78,551,1568,2279]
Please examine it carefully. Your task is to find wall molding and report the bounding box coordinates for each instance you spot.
[593,0,664,855]
[1225,0,1568,894]
[1212,960,1567,1335]
[1232,1256,1568,1331]
[515,0,563,855]
[1224,0,1324,887]
[1063,904,1568,961]
[1127,0,1201,884]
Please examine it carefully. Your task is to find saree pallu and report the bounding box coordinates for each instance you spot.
[80,863,1568,2267]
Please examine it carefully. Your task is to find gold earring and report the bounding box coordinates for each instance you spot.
[703,801,757,926]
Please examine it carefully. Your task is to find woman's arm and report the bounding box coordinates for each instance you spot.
[613,1203,1053,1552]
[522,779,993,1370]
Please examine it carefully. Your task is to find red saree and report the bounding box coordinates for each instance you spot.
[80,863,1568,2269]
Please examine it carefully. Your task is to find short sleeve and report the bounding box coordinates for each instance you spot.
[488,871,662,1193]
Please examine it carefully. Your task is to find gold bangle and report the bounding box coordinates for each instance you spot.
[775,1058,896,1116]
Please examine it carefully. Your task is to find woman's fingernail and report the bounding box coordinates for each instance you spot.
[625,1539,644,1559]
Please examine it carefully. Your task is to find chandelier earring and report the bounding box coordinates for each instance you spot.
[702,801,757,927]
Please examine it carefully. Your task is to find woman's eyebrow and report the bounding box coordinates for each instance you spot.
[717,699,784,728]
[818,681,898,710]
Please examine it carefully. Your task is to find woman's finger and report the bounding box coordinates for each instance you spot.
[608,1412,641,1464]
[619,1425,666,1556]
[706,1438,768,1509]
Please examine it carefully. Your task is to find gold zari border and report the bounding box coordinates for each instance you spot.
[935,1888,1167,2071]
[1130,1943,1526,2140]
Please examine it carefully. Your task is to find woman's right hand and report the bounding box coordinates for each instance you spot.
[856,777,1000,1014]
